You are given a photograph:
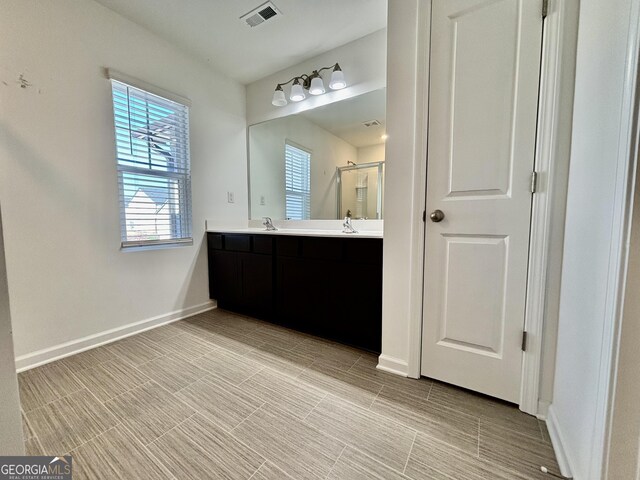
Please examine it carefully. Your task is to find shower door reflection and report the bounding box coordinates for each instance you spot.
[337,161,384,220]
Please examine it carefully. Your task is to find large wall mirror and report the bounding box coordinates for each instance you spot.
[248,88,386,220]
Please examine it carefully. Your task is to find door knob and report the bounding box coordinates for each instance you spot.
[429,209,445,222]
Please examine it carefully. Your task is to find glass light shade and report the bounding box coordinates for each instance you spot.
[272,89,287,106]
[329,69,346,90]
[309,76,325,95]
[290,82,306,102]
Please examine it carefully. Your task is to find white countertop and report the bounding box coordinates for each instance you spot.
[206,227,383,239]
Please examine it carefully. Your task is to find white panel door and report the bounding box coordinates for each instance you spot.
[421,0,543,403]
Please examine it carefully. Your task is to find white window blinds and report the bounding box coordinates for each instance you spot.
[111,79,192,248]
[285,142,311,220]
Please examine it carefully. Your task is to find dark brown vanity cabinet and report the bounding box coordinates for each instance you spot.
[208,234,274,319]
[207,232,382,352]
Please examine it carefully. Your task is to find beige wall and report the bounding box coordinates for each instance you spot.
[0,0,247,367]
[607,160,640,479]
[357,144,385,164]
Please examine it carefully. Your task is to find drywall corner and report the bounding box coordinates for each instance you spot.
[0,207,24,455]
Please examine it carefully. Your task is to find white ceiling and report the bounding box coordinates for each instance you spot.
[300,89,386,148]
[94,0,387,84]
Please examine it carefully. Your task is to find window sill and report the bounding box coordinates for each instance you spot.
[120,239,193,252]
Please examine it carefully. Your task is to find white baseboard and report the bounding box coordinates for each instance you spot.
[546,405,576,479]
[537,400,551,420]
[15,301,216,372]
[376,354,409,376]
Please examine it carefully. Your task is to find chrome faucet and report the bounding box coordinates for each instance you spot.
[262,217,277,231]
[343,216,358,234]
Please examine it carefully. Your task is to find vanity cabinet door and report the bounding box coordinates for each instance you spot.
[275,257,315,331]
[238,252,273,319]
[208,234,273,319]
[339,262,383,351]
[275,256,343,338]
[210,251,273,319]
[209,250,241,306]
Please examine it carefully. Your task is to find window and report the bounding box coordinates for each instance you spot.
[285,142,311,220]
[110,78,192,248]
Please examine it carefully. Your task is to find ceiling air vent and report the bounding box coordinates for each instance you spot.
[240,2,281,28]
[362,120,382,127]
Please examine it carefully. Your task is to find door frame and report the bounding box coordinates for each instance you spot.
[406,0,576,416]
[599,0,640,476]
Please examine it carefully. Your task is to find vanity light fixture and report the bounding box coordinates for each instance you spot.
[328,64,346,90]
[272,85,287,106]
[309,75,325,95]
[289,79,306,102]
[271,63,346,106]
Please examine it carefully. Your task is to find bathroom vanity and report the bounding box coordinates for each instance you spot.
[220,85,387,352]
[207,230,382,352]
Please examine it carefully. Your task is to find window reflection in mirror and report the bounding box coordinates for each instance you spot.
[284,142,311,220]
[248,88,386,220]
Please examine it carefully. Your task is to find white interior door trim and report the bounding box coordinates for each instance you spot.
[600,0,640,476]
[406,0,432,380]
[406,0,574,415]
[519,0,571,416]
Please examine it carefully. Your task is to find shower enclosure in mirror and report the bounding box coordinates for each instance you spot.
[248,88,386,220]
[337,161,384,219]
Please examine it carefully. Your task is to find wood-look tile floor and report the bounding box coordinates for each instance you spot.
[19,309,561,479]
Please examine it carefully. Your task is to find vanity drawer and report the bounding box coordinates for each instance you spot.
[225,235,251,252]
[301,237,344,260]
[207,233,223,250]
[276,236,301,257]
[344,238,383,264]
[252,235,274,255]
